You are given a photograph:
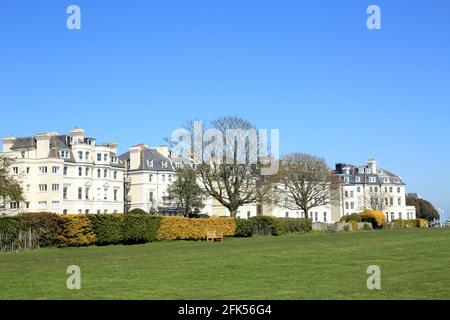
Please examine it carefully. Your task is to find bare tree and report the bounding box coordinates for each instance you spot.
[274,153,338,218]
[363,186,389,211]
[175,116,274,217]
[0,156,24,216]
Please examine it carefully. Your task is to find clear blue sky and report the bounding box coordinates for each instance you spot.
[1,0,449,220]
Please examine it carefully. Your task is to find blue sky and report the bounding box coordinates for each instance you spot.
[1,0,449,220]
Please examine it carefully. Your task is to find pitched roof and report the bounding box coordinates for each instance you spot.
[119,147,174,172]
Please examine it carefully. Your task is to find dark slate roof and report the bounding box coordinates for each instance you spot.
[10,137,36,149]
[334,166,405,185]
[119,148,174,172]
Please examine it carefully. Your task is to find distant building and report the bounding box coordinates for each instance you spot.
[1,128,125,215]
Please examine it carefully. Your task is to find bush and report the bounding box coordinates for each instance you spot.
[359,209,386,229]
[247,216,282,236]
[91,214,124,245]
[0,218,21,245]
[122,215,161,244]
[157,217,235,240]
[57,215,96,247]
[340,214,362,223]
[17,212,59,247]
[127,208,148,215]
[235,219,254,237]
[391,219,429,229]
[277,218,312,235]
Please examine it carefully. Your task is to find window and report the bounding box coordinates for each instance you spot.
[162,174,166,182]
[398,198,401,206]
[85,167,90,176]
[374,187,378,193]
[52,184,60,192]
[314,212,318,222]
[26,167,30,174]
[63,187,68,200]
[97,153,102,161]
[390,197,394,206]
[104,210,108,214]
[351,202,355,210]
[52,201,60,209]
[104,169,108,178]
[168,175,172,182]
[149,174,153,182]
[389,187,393,193]
[26,185,30,192]
[78,167,83,177]
[85,209,90,214]
[350,191,354,197]
[78,187,83,200]
[39,166,48,174]
[369,177,376,183]
[323,212,327,222]
[85,152,90,160]
[345,202,349,210]
[97,169,101,178]
[63,209,68,215]
[10,202,19,209]
[369,187,373,193]
[147,160,154,167]
[344,177,349,183]
[385,187,388,193]
[399,212,403,220]
[38,201,47,209]
[103,154,108,162]
[113,171,117,179]
[85,188,90,200]
[78,209,83,214]
[26,202,30,209]
[385,213,389,222]
[78,151,83,160]
[21,151,25,158]
[114,189,118,201]
[38,184,47,192]
[12,167,18,175]
[63,166,68,176]
[161,161,168,169]
[52,166,60,174]
[355,177,361,183]
[391,212,394,221]
[285,212,289,218]
[397,187,401,193]
[97,210,101,214]
[357,187,361,193]
[345,191,349,197]
[149,191,154,202]
[104,188,108,200]
[60,150,69,158]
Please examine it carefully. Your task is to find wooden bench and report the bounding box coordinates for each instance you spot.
[206,230,223,243]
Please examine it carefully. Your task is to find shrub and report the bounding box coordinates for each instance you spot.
[359,209,386,229]
[91,214,124,245]
[122,215,161,244]
[157,217,235,240]
[0,218,21,245]
[247,216,282,236]
[57,215,96,247]
[340,214,362,223]
[17,212,59,247]
[235,219,254,237]
[391,219,429,229]
[276,218,312,234]
[127,208,148,215]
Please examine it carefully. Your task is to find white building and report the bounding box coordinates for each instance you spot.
[1,128,125,215]
[332,159,416,222]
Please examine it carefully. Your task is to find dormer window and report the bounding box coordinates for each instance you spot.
[161,161,168,169]
[147,160,154,167]
[384,178,389,183]
[369,177,376,183]
[355,177,361,183]
[60,150,70,158]
[343,177,349,183]
[78,151,83,160]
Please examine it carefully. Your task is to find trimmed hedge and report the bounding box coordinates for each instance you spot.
[91,214,124,245]
[57,215,96,247]
[340,214,362,223]
[391,219,429,229]
[235,216,311,237]
[157,217,235,240]
[122,215,161,244]
[17,212,59,247]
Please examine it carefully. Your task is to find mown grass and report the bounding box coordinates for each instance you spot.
[1,228,449,300]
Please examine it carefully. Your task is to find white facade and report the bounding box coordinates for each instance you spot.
[1,128,125,215]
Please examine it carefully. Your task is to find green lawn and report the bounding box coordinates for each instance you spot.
[1,228,449,300]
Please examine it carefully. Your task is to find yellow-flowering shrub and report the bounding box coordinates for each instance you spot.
[57,215,96,247]
[157,217,236,240]
[359,209,386,229]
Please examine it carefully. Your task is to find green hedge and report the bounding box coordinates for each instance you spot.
[235,216,311,237]
[122,215,161,244]
[0,218,21,245]
[340,214,362,223]
[17,212,59,247]
[91,214,124,245]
